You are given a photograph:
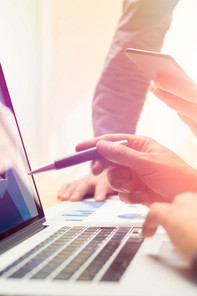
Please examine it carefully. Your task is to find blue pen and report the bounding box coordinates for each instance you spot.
[28,140,128,175]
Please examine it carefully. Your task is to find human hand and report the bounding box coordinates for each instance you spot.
[76,134,197,204]
[57,170,115,202]
[151,77,197,137]
[142,192,197,262]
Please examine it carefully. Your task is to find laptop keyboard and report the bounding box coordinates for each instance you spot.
[0,226,143,282]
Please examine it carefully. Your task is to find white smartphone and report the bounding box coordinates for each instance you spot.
[125,48,195,85]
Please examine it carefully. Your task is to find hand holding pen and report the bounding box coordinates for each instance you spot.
[28,140,128,175]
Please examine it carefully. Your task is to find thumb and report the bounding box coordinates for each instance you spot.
[96,140,144,171]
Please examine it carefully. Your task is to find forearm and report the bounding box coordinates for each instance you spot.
[93,0,179,136]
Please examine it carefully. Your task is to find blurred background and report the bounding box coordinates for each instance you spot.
[1,0,197,192]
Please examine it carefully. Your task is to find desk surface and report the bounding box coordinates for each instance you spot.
[34,165,89,210]
[35,175,62,210]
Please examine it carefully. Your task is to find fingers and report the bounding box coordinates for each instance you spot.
[151,85,197,121]
[57,183,76,200]
[57,172,114,202]
[96,140,144,172]
[142,202,172,237]
[142,192,197,261]
[75,134,129,152]
[119,189,164,205]
[178,113,197,138]
[76,134,134,176]
[58,181,91,202]
[107,167,133,193]
[173,192,197,205]
[106,167,166,205]
[91,159,109,176]
[153,76,197,103]
[151,85,183,110]
[119,191,149,204]
[76,133,151,154]
[142,193,197,237]
[94,175,114,201]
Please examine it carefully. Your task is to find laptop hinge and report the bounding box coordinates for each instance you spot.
[0,218,46,255]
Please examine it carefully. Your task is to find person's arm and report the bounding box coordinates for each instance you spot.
[93,0,179,136]
[58,0,179,202]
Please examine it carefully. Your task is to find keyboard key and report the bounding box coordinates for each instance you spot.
[0,227,69,277]
[101,238,144,282]
[8,227,83,279]
[2,226,137,283]
[55,228,114,280]
[31,227,99,279]
[77,228,131,281]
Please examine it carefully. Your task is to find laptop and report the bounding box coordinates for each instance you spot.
[0,64,196,296]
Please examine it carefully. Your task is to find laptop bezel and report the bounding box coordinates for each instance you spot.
[0,64,45,253]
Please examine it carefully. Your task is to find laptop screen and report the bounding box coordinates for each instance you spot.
[0,65,44,241]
